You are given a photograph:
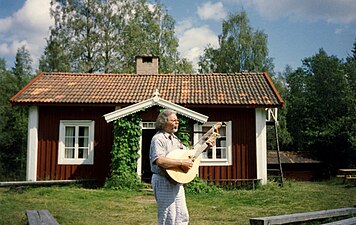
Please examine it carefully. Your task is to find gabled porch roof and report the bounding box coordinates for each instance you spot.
[104,91,209,123]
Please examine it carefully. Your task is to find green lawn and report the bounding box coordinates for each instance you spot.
[0,180,355,225]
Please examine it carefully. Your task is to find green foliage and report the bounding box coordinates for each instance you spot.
[41,0,193,73]
[268,68,293,150]
[175,116,191,147]
[347,38,356,61]
[0,47,33,181]
[105,113,143,190]
[185,177,221,194]
[104,173,144,191]
[285,48,356,174]
[198,10,273,74]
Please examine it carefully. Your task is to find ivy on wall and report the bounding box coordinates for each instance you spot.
[105,113,143,190]
[176,116,191,148]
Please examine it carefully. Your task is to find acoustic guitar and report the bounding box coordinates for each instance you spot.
[165,122,222,184]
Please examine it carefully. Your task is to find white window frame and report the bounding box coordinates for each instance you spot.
[194,121,232,166]
[58,120,95,165]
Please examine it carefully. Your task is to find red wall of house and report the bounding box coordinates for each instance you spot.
[36,105,257,183]
[37,106,114,184]
[195,108,257,181]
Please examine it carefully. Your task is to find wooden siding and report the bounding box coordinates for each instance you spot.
[37,106,114,184]
[196,108,257,181]
[36,105,257,183]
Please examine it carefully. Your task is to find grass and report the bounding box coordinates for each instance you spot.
[0,180,355,225]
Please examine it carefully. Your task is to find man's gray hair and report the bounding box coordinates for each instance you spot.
[155,109,177,131]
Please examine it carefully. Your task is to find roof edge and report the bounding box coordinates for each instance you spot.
[263,72,284,108]
[9,72,46,107]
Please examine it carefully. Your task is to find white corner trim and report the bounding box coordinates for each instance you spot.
[104,97,209,123]
[255,108,267,184]
[27,106,38,181]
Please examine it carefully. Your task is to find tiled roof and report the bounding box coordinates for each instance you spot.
[10,72,283,107]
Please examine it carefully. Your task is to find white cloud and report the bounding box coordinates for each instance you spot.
[0,0,53,68]
[197,1,227,21]
[249,0,356,24]
[0,17,12,32]
[175,19,194,36]
[177,23,219,71]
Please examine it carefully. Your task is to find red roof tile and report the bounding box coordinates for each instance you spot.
[10,72,284,107]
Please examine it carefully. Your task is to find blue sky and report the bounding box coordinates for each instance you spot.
[0,0,355,73]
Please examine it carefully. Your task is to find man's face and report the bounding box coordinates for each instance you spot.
[165,113,179,134]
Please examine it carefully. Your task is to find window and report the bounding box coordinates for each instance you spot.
[194,121,232,166]
[142,122,155,129]
[58,120,95,165]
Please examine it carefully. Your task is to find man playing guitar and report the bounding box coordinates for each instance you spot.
[150,109,219,225]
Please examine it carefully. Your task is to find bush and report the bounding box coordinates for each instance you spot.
[185,177,221,194]
[104,173,144,191]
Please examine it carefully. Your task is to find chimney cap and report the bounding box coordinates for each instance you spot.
[135,54,159,59]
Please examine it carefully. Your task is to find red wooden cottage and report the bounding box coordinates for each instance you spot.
[10,56,284,185]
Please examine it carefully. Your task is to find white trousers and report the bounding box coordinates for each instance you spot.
[152,174,189,225]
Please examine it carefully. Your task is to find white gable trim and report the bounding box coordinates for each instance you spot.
[104,95,209,123]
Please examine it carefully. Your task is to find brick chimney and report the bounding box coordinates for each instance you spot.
[136,55,159,74]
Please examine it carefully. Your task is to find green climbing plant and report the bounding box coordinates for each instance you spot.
[105,113,143,190]
[176,116,191,148]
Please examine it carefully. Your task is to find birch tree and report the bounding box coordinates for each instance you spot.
[40,0,192,73]
[198,11,273,74]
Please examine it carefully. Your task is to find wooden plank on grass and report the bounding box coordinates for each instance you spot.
[321,216,356,225]
[26,210,59,225]
[250,207,356,225]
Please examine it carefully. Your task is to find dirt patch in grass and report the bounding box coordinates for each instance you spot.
[133,195,156,204]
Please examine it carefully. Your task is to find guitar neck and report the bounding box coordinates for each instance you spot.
[193,142,210,158]
[192,122,222,158]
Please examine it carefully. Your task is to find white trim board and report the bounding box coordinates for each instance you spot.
[27,106,38,181]
[104,95,209,123]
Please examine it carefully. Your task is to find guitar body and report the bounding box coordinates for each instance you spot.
[165,149,202,184]
[164,122,222,184]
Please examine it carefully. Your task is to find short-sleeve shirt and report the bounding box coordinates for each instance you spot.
[150,131,185,175]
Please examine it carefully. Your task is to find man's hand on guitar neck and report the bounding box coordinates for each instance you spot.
[206,132,218,147]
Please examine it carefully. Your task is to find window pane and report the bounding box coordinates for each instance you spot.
[79,137,88,147]
[79,126,89,136]
[65,126,75,148]
[78,148,88,159]
[216,138,226,148]
[204,148,212,159]
[65,126,75,136]
[65,148,74,158]
[219,127,226,136]
[221,149,226,158]
[65,137,75,147]
[78,126,89,148]
[216,148,226,159]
